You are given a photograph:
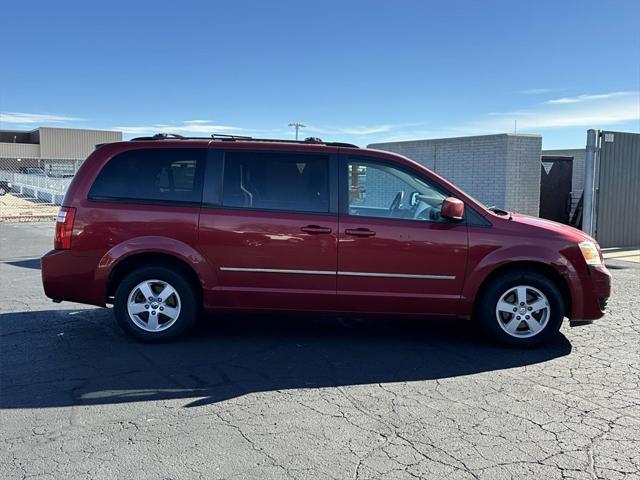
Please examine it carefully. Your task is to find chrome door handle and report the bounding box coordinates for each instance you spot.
[300,225,332,234]
[345,228,376,237]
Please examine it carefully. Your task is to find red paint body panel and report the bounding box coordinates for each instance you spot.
[41,140,611,324]
[41,250,103,305]
[198,208,338,310]
[460,212,610,320]
[336,216,468,316]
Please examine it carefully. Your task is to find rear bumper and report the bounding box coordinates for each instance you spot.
[41,250,105,307]
[569,264,611,321]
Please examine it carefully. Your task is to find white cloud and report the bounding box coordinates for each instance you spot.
[544,91,637,105]
[490,91,640,130]
[305,124,403,136]
[375,90,640,142]
[114,121,244,135]
[306,90,639,144]
[303,125,393,135]
[369,130,447,143]
[518,88,560,95]
[487,110,533,117]
[0,111,83,124]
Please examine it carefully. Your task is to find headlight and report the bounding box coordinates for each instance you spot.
[579,241,602,266]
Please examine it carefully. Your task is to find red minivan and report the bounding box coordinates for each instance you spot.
[41,134,611,347]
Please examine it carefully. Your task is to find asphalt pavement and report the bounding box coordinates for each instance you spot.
[1,222,639,479]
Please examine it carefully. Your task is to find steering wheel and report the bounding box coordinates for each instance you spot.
[388,191,405,215]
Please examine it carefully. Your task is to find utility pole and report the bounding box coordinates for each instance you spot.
[288,122,306,140]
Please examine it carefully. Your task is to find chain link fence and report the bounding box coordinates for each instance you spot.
[0,158,79,221]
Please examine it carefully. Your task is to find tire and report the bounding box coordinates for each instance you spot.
[476,270,564,347]
[114,265,198,342]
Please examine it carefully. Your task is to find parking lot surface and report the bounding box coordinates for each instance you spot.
[1,222,639,480]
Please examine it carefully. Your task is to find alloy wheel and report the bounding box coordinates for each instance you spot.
[495,285,550,338]
[127,279,181,332]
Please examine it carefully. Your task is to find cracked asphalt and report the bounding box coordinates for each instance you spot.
[1,222,639,480]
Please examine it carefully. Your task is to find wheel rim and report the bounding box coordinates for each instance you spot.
[127,279,181,332]
[495,285,550,339]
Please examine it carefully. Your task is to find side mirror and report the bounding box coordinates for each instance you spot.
[441,197,464,221]
[409,191,420,206]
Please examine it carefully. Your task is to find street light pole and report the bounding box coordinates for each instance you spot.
[288,122,306,140]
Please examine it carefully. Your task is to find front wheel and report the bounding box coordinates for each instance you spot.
[477,271,564,347]
[114,265,197,342]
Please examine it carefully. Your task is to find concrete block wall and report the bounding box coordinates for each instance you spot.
[368,133,542,216]
[541,148,585,218]
[357,166,407,209]
[505,135,542,216]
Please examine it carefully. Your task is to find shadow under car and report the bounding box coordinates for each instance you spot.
[0,308,572,409]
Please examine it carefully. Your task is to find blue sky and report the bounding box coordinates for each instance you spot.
[1,0,638,148]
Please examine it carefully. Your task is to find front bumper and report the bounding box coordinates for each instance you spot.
[570,264,611,321]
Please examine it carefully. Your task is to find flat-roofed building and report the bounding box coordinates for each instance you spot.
[0,127,122,175]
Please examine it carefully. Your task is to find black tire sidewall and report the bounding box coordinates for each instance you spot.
[478,271,564,347]
[114,265,197,342]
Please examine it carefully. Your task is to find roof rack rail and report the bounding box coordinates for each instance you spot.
[130,133,190,141]
[223,136,359,148]
[211,133,253,140]
[129,132,359,148]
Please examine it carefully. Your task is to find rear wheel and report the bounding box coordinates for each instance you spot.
[477,270,564,347]
[114,265,197,342]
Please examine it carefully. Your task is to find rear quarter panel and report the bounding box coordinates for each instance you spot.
[57,202,204,306]
[52,142,212,306]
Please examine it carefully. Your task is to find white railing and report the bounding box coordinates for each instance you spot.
[0,170,72,205]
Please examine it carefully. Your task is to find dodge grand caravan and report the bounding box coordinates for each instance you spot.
[41,134,611,346]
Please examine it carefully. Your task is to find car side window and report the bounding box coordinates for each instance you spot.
[348,158,448,222]
[89,148,205,204]
[222,152,330,213]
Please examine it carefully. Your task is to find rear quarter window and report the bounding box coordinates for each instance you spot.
[89,148,205,204]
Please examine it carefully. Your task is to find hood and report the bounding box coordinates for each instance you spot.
[509,213,595,243]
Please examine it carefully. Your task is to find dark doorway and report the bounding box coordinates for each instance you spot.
[539,156,573,224]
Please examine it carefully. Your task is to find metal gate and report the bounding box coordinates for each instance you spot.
[595,131,640,247]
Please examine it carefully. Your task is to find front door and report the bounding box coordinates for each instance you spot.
[539,156,573,224]
[198,149,339,311]
[336,156,468,316]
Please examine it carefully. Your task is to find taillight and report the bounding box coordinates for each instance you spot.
[54,207,76,250]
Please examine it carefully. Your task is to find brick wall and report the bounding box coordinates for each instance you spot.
[368,133,542,216]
